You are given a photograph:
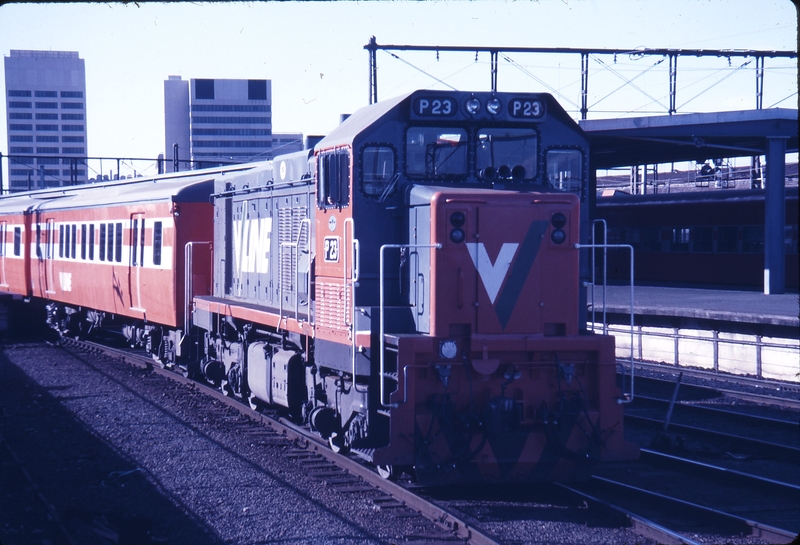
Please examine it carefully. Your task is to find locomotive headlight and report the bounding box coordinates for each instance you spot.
[550,212,567,244]
[486,97,502,115]
[439,340,458,359]
[551,229,567,244]
[465,97,481,115]
[449,211,465,227]
[450,228,466,243]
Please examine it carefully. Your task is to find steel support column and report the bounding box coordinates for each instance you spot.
[755,56,764,110]
[668,54,678,114]
[763,136,787,295]
[490,50,498,93]
[580,53,589,120]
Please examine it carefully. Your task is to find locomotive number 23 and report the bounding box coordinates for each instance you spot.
[509,99,545,119]
[323,237,340,263]
[414,97,456,117]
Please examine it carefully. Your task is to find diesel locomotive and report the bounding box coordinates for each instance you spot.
[0,90,638,484]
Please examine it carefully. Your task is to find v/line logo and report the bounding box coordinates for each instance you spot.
[465,243,519,304]
[233,217,273,274]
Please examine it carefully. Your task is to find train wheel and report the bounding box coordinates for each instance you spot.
[328,433,349,454]
[376,465,396,480]
[247,395,263,412]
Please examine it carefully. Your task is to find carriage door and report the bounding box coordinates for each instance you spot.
[0,222,7,288]
[129,214,146,311]
[45,219,56,294]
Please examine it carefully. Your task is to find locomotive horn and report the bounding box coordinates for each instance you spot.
[512,165,526,181]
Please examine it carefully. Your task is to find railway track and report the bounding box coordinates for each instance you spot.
[58,337,501,545]
[5,337,797,544]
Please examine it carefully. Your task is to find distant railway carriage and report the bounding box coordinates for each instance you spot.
[1,90,639,484]
[596,188,799,290]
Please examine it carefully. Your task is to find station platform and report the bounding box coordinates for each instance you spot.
[587,285,799,339]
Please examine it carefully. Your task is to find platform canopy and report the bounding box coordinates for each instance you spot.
[580,108,799,295]
[580,108,798,169]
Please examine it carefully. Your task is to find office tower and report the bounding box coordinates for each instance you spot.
[4,50,87,192]
[165,76,282,172]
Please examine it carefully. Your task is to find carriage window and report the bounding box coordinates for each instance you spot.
[361,145,396,197]
[71,224,77,259]
[115,223,123,263]
[717,226,738,253]
[0,224,4,257]
[153,221,163,266]
[317,148,350,208]
[13,227,21,257]
[476,128,537,182]
[81,225,87,260]
[99,224,106,261]
[131,219,139,266]
[546,149,583,192]
[405,127,467,180]
[89,224,95,260]
[59,225,65,258]
[106,223,114,262]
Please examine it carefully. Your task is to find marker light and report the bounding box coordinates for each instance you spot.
[465,98,481,115]
[551,212,567,229]
[450,211,465,227]
[486,97,502,115]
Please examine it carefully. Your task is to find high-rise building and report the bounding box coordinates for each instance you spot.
[165,76,304,172]
[4,50,88,192]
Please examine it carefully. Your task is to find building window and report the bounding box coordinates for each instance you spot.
[10,136,33,142]
[62,147,86,154]
[61,91,83,98]
[36,147,59,154]
[61,113,84,120]
[9,124,32,130]
[248,80,268,100]
[10,147,34,154]
[36,124,59,131]
[8,90,31,97]
[61,102,84,110]
[9,101,32,108]
[36,113,58,120]
[62,125,84,131]
[9,113,32,119]
[35,91,57,98]
[195,79,214,99]
[62,136,85,143]
[35,102,58,109]
[36,136,59,143]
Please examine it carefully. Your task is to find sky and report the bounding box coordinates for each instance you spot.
[0,0,797,180]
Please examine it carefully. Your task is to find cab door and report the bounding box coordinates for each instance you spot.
[0,221,7,288]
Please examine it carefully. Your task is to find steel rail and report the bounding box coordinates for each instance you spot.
[581,474,797,544]
[639,448,800,497]
[555,482,703,545]
[625,413,800,458]
[632,393,800,430]
[627,364,800,410]
[63,338,502,545]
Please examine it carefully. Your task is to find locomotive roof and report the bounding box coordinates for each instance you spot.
[315,90,583,151]
[0,164,259,214]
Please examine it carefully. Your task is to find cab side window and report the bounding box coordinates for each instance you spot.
[361,145,396,198]
[317,148,350,209]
